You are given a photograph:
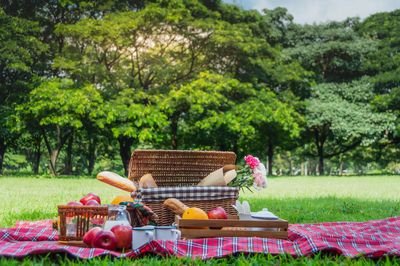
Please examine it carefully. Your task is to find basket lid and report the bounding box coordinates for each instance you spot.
[128,149,236,187]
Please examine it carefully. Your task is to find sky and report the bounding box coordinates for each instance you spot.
[223,0,400,24]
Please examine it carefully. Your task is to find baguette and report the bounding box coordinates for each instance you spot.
[139,173,158,189]
[163,198,189,215]
[97,171,137,192]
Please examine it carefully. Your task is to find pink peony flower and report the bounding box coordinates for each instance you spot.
[253,163,267,190]
[253,172,263,185]
[244,155,260,170]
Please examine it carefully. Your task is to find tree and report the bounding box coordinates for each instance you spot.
[283,19,387,174]
[235,89,302,175]
[0,9,46,173]
[162,72,302,175]
[355,9,400,92]
[161,72,249,150]
[16,79,105,175]
[356,10,400,150]
[103,89,167,176]
[285,18,377,83]
[304,79,395,175]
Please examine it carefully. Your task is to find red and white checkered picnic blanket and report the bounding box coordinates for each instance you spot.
[1,217,400,259]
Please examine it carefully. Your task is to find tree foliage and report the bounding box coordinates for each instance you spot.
[305,79,395,174]
[0,9,47,172]
[1,2,399,175]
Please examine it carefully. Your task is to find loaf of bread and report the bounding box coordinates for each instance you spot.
[163,198,189,215]
[139,173,158,189]
[97,171,137,192]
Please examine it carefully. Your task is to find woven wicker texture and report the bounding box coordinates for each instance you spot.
[58,206,108,241]
[128,149,236,186]
[147,198,237,226]
[128,149,238,225]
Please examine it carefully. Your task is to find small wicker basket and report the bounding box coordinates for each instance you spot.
[128,149,239,225]
[57,206,108,241]
[57,205,143,241]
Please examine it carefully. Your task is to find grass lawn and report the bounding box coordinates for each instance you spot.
[1,174,400,265]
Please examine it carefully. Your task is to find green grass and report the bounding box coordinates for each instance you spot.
[1,174,400,265]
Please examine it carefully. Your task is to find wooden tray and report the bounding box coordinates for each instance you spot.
[175,215,288,239]
[58,240,88,248]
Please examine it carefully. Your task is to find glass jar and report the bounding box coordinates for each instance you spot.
[103,205,131,231]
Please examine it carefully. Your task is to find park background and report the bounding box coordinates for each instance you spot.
[1,0,400,177]
[2,1,400,264]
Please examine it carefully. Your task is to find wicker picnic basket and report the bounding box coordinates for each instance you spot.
[128,149,239,225]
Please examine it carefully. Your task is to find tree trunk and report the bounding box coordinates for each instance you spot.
[170,114,178,150]
[318,145,324,175]
[339,161,343,175]
[49,149,59,175]
[118,136,133,177]
[33,135,42,175]
[87,137,96,175]
[315,129,326,175]
[88,133,97,175]
[42,125,72,176]
[0,138,6,174]
[64,133,74,175]
[267,139,274,176]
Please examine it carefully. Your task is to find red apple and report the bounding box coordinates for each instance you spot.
[208,206,228,219]
[85,199,100,206]
[91,230,117,250]
[67,201,83,206]
[83,227,102,247]
[111,225,132,249]
[80,193,101,205]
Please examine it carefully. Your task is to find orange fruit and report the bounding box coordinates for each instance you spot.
[182,207,208,229]
[182,207,208,220]
[111,195,134,205]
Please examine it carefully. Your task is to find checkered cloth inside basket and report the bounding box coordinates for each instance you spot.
[131,186,239,202]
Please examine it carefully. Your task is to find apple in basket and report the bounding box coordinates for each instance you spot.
[67,201,83,206]
[80,193,101,205]
[91,230,117,250]
[111,225,132,249]
[85,199,101,206]
[208,207,228,219]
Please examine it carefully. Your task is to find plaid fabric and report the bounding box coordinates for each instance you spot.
[131,186,239,202]
[120,201,159,226]
[1,217,400,259]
